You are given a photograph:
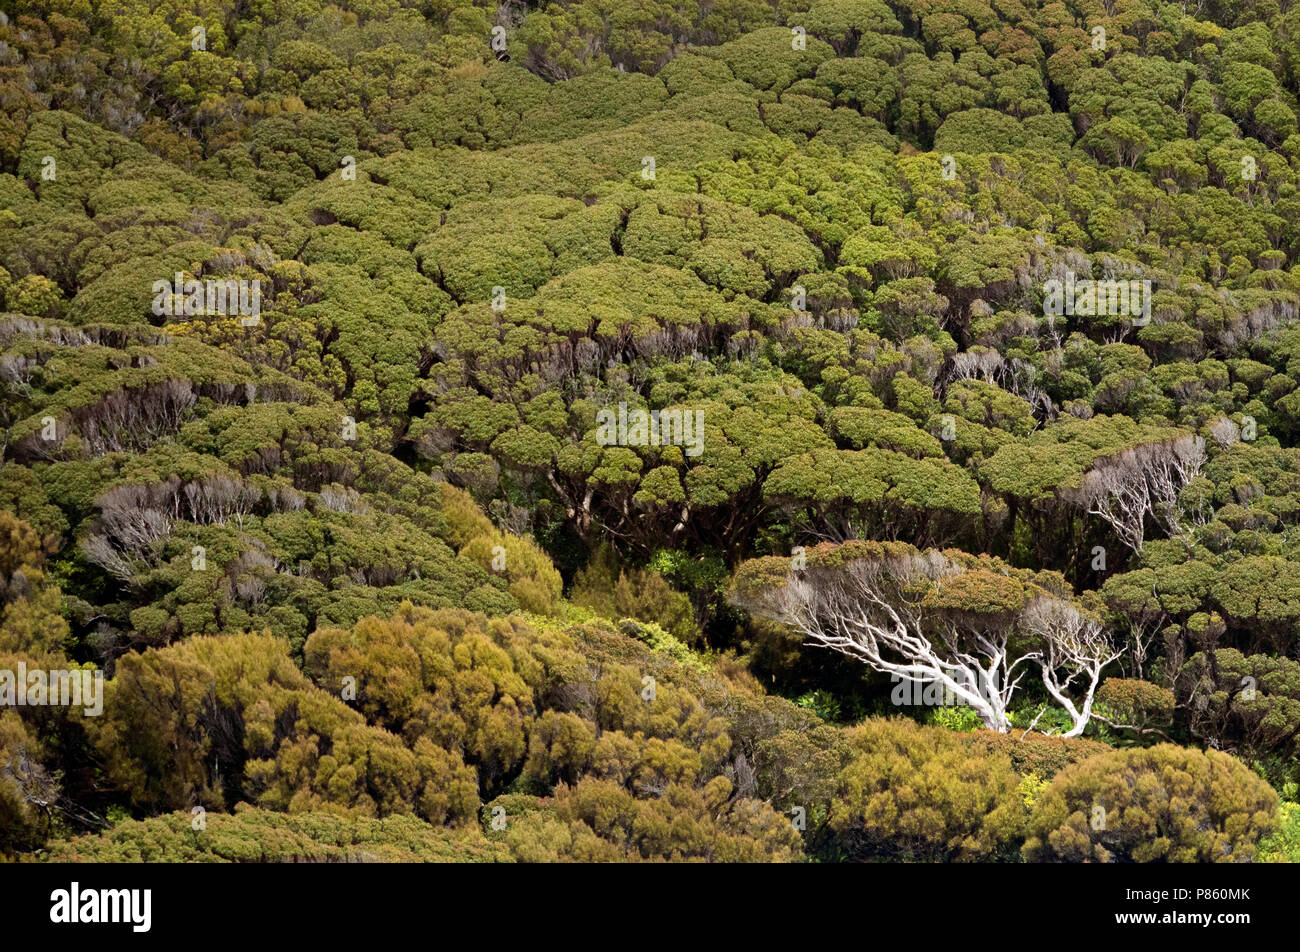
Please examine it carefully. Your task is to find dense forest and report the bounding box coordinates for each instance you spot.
[2,0,1300,863]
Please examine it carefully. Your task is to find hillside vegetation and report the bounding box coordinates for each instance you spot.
[2,0,1300,861]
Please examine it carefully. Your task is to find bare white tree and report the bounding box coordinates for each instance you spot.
[1207,416,1240,449]
[734,550,1032,732]
[1068,435,1206,552]
[80,533,138,584]
[948,348,1003,384]
[95,484,174,556]
[732,545,1126,736]
[1021,598,1123,737]
[184,475,260,525]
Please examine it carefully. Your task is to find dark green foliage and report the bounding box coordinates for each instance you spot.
[4,0,1300,864]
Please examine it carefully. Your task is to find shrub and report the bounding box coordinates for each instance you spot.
[928,705,985,732]
[460,531,563,615]
[1024,745,1280,862]
[1258,800,1300,863]
[0,711,57,856]
[1094,678,1175,734]
[796,688,843,723]
[829,717,1028,862]
[1178,650,1300,760]
[442,481,563,615]
[959,730,1110,780]
[40,806,511,863]
[489,777,804,862]
[615,618,705,670]
[572,544,697,643]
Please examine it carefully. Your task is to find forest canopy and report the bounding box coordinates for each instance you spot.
[2,0,1300,864]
